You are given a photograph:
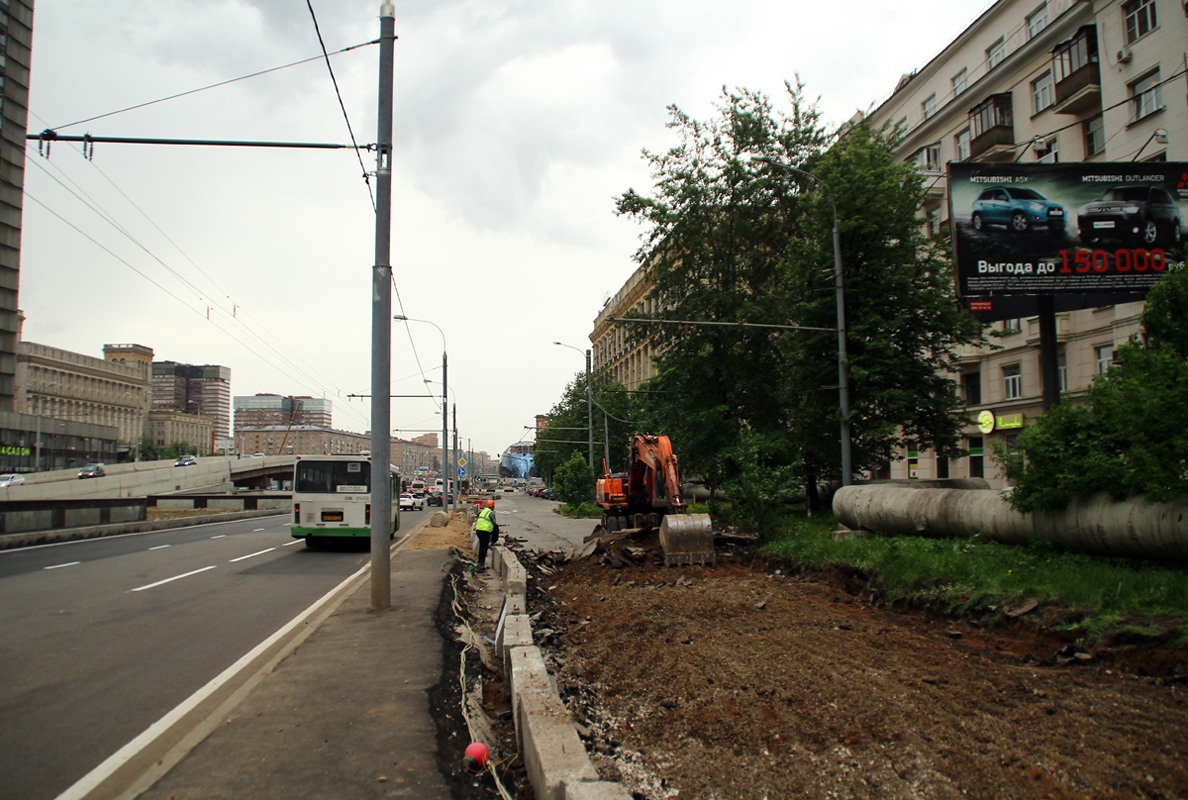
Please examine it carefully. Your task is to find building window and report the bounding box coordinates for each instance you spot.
[969,94,1012,140]
[1123,0,1157,43]
[936,456,950,479]
[922,93,937,120]
[963,371,982,406]
[1002,318,1022,333]
[1084,114,1105,157]
[987,38,1006,69]
[1052,26,1097,84]
[895,116,908,138]
[1130,70,1163,122]
[952,68,968,97]
[1032,71,1054,113]
[1028,2,1049,37]
[1057,352,1067,393]
[955,128,971,161]
[1039,135,1059,164]
[915,143,942,172]
[968,436,985,478]
[925,205,943,238]
[1095,344,1115,373]
[1003,363,1023,400]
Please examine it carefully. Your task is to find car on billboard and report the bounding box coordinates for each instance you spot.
[970,186,1066,233]
[1077,184,1183,247]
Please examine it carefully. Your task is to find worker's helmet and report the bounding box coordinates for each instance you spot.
[486,500,495,508]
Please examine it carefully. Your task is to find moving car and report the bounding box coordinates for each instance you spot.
[1077,184,1183,246]
[971,186,1065,233]
[398,492,424,511]
[427,488,444,507]
[0,473,26,487]
[174,455,197,467]
[77,463,106,479]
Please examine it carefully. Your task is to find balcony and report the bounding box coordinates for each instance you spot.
[969,94,1015,161]
[1051,26,1101,115]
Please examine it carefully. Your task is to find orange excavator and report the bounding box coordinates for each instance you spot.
[593,434,714,566]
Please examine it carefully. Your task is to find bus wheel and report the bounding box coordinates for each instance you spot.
[305,536,320,550]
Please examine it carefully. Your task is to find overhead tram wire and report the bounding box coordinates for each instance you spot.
[45,40,379,133]
[306,0,376,211]
[389,275,439,418]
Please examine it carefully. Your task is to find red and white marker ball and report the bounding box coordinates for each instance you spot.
[464,742,489,769]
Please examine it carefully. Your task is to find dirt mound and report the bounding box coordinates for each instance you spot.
[527,549,1188,799]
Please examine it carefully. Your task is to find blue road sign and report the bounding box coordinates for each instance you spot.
[458,467,466,477]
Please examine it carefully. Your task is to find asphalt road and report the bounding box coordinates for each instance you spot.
[486,489,595,553]
[0,507,431,800]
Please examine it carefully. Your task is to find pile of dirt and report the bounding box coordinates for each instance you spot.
[524,545,1188,799]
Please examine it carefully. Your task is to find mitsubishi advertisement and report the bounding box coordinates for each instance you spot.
[949,162,1187,300]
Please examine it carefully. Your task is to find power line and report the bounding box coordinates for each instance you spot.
[47,40,379,132]
[306,0,376,211]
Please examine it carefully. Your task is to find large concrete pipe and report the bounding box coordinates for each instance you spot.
[833,485,1188,561]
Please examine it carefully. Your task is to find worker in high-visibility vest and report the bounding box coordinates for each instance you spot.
[474,500,499,572]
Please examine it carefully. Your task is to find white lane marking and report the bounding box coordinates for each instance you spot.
[130,566,217,593]
[282,540,302,547]
[44,561,82,570]
[229,548,276,563]
[1,514,289,554]
[149,545,171,551]
[210,535,226,540]
[252,528,264,532]
[55,559,372,800]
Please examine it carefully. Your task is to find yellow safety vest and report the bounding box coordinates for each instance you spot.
[476,507,495,532]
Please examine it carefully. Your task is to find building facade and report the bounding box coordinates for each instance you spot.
[591,264,661,390]
[151,361,230,442]
[0,1,35,412]
[233,394,332,434]
[861,0,1186,487]
[15,341,151,444]
[147,410,213,455]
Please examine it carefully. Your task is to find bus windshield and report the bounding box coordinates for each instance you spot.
[295,460,371,494]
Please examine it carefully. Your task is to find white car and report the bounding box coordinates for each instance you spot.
[0,473,26,487]
[398,492,424,511]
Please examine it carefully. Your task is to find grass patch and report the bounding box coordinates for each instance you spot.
[557,502,603,519]
[748,507,1188,646]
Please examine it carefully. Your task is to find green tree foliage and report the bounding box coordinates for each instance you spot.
[616,83,984,514]
[552,450,595,506]
[1004,267,1188,511]
[535,371,633,484]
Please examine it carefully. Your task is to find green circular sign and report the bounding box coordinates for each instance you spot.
[977,409,995,434]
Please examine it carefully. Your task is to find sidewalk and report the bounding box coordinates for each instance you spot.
[134,531,458,800]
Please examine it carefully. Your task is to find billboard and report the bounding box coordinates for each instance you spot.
[949,162,1187,299]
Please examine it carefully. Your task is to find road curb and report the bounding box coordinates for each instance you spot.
[56,514,437,800]
[491,545,633,800]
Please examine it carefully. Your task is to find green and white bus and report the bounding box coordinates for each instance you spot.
[291,454,400,549]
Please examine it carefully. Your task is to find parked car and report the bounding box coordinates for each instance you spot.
[398,492,424,511]
[251,453,266,458]
[1078,184,1183,246]
[77,463,106,479]
[0,473,26,487]
[174,455,197,467]
[971,186,1065,233]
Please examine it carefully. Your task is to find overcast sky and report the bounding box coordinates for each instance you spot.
[20,0,993,457]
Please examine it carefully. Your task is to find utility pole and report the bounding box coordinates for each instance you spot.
[585,349,594,473]
[369,1,396,609]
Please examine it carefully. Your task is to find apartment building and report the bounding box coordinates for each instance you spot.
[151,361,231,442]
[233,394,332,433]
[591,265,661,391]
[862,0,1186,487]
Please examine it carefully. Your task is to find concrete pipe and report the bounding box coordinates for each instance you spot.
[833,485,1188,561]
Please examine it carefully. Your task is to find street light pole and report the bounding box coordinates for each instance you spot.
[751,155,853,486]
[553,341,594,472]
[394,314,450,516]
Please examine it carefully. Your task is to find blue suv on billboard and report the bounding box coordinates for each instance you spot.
[970,186,1066,233]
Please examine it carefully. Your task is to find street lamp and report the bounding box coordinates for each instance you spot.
[553,341,594,472]
[424,379,462,514]
[395,314,452,515]
[750,155,853,486]
[1132,128,1169,161]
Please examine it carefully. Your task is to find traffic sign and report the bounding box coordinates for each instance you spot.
[458,457,467,467]
[458,467,467,477]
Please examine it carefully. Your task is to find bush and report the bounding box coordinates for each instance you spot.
[553,451,594,506]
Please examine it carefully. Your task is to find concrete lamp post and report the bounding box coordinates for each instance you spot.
[394,314,452,515]
[552,341,594,473]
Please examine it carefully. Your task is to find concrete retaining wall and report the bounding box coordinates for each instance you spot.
[833,485,1188,560]
[491,546,633,800]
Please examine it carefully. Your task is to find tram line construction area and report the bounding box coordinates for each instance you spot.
[521,544,1188,799]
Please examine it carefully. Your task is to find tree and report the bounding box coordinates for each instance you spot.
[1003,267,1188,511]
[616,82,984,515]
[535,371,633,484]
[552,450,595,507]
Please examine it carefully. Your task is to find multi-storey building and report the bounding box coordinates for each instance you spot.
[151,361,231,442]
[147,410,213,455]
[591,265,661,390]
[861,0,1186,486]
[236,425,369,458]
[233,394,332,434]
[0,2,35,413]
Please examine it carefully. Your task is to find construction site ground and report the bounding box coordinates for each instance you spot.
[518,534,1188,800]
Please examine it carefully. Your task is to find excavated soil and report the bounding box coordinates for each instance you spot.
[526,547,1188,800]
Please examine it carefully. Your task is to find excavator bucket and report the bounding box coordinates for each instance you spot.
[659,513,715,567]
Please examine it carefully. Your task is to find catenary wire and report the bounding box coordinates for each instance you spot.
[306,1,376,211]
